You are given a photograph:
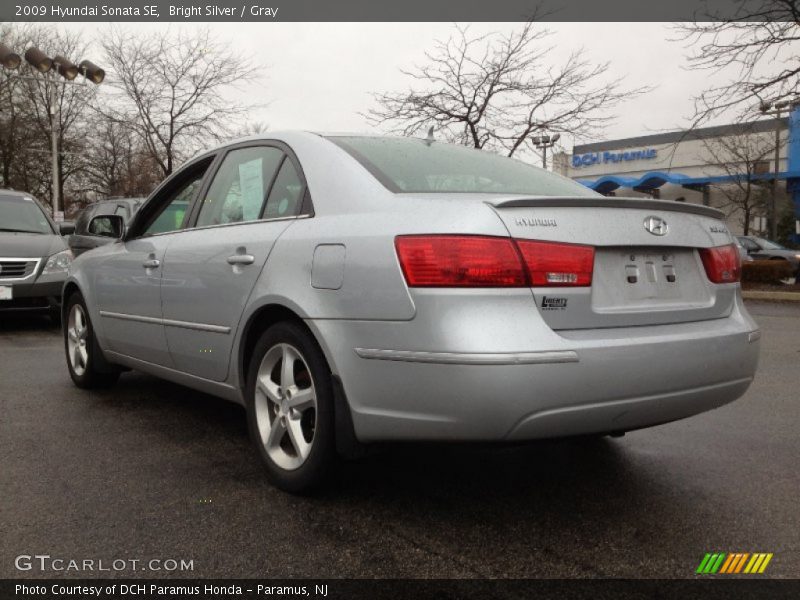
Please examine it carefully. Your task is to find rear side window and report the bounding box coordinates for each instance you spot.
[264,159,303,218]
[196,146,284,228]
[328,136,598,197]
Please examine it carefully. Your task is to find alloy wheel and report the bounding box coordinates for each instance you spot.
[67,304,89,377]
[254,343,318,470]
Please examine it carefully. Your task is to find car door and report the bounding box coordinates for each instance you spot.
[160,143,309,382]
[93,157,213,365]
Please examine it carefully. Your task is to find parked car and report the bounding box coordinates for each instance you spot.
[736,236,800,272]
[68,197,143,257]
[0,189,74,323]
[63,133,761,492]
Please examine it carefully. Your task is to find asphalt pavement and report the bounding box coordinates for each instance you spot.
[1,300,798,579]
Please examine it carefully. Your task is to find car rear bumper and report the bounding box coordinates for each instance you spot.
[309,292,760,442]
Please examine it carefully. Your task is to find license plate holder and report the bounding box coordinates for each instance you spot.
[620,251,681,300]
[0,285,12,300]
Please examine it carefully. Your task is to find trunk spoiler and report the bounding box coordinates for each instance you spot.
[487,197,725,220]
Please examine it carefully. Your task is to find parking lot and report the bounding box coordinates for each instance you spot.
[1,300,798,579]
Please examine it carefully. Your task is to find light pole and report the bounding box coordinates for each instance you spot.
[531,133,561,170]
[759,100,791,240]
[0,44,104,219]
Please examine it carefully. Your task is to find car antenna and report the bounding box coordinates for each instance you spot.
[425,126,435,146]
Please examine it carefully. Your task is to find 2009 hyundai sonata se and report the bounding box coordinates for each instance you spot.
[63,132,760,491]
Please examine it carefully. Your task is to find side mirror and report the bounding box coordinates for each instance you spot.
[88,214,125,239]
[58,221,75,235]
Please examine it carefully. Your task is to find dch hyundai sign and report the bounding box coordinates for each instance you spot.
[573,148,658,168]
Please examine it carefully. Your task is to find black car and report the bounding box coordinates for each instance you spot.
[68,197,143,257]
[0,189,75,322]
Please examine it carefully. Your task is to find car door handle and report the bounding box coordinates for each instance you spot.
[227,254,255,266]
[142,258,160,269]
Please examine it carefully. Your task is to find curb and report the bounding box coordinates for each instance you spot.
[742,290,800,302]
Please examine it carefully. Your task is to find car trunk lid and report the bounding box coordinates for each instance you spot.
[488,196,737,330]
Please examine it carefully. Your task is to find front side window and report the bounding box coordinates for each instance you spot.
[0,194,53,234]
[140,162,211,237]
[144,178,201,236]
[196,146,284,228]
[327,136,599,197]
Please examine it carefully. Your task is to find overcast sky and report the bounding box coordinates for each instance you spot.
[55,22,750,155]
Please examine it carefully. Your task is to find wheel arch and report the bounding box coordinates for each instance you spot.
[236,301,364,457]
[238,303,321,391]
[61,280,83,321]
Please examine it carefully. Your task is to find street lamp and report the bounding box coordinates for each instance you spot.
[2,45,106,220]
[0,43,21,70]
[531,133,561,170]
[78,60,105,84]
[759,100,792,240]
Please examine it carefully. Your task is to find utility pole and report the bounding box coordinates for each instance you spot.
[49,74,60,218]
[0,45,104,219]
[760,100,789,240]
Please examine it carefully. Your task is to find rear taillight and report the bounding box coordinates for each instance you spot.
[516,240,595,287]
[395,235,526,287]
[699,244,741,283]
[395,235,595,288]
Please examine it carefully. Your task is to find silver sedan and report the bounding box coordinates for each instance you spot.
[63,133,761,492]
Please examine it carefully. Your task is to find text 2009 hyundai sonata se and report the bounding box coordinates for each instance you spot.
[63,133,760,491]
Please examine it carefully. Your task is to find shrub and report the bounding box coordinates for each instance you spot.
[741,260,795,284]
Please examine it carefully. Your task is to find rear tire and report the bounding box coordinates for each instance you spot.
[246,321,336,493]
[64,292,120,389]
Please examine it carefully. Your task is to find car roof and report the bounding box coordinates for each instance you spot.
[186,131,415,162]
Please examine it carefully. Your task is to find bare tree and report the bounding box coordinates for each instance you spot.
[99,26,261,177]
[702,127,778,234]
[366,22,647,158]
[674,1,800,124]
[231,120,270,139]
[0,23,97,212]
[80,118,162,199]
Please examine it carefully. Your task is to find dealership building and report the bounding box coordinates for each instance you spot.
[554,109,800,240]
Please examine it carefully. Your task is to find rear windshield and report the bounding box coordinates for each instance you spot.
[0,194,53,234]
[328,136,598,196]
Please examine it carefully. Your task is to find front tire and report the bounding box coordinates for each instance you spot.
[64,293,120,389]
[246,321,336,493]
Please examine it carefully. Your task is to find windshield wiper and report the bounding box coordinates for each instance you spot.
[0,227,46,234]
